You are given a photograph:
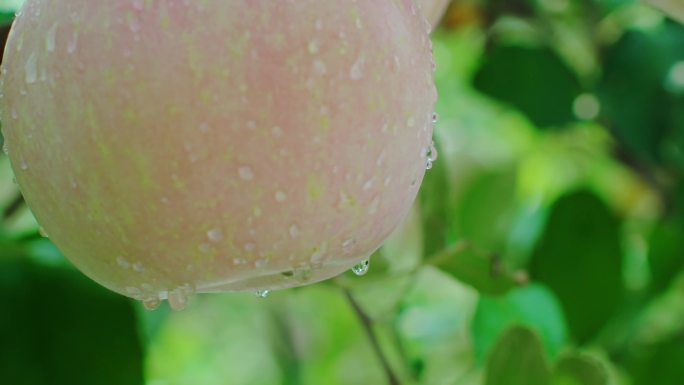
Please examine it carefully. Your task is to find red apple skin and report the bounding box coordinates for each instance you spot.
[0,0,436,305]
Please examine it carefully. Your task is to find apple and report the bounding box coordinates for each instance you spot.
[0,1,436,309]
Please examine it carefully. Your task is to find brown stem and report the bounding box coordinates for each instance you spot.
[2,192,24,220]
[343,288,401,385]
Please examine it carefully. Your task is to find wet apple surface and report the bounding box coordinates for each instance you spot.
[0,0,437,309]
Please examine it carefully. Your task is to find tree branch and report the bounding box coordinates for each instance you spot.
[2,192,24,220]
[343,288,401,385]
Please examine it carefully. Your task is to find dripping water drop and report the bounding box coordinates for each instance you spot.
[168,288,188,311]
[143,296,161,311]
[352,260,370,276]
[425,140,438,170]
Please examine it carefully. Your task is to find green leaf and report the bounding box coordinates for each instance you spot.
[455,168,517,252]
[419,139,453,257]
[597,22,684,162]
[647,220,684,293]
[485,326,552,385]
[529,190,623,344]
[431,241,524,296]
[629,336,684,385]
[473,284,568,363]
[0,260,144,385]
[474,45,582,128]
[0,12,13,26]
[552,354,608,385]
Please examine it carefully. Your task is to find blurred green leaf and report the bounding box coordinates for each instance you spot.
[552,354,608,385]
[420,140,453,257]
[0,260,144,385]
[598,21,684,162]
[647,220,684,293]
[474,45,582,128]
[0,12,13,26]
[431,241,524,296]
[530,190,623,344]
[484,326,552,385]
[455,168,517,252]
[629,336,684,385]
[472,283,568,363]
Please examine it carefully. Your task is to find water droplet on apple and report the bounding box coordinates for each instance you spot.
[116,255,130,269]
[143,296,161,311]
[168,288,188,311]
[207,228,224,242]
[238,166,254,180]
[352,260,369,276]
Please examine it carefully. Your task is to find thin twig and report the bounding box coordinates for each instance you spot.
[343,288,401,385]
[2,192,24,220]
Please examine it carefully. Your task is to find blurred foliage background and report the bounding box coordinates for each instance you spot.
[2,0,684,384]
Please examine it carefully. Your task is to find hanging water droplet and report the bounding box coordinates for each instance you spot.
[352,260,370,276]
[168,288,188,311]
[425,140,438,170]
[432,113,439,124]
[255,289,270,298]
[38,227,49,238]
[143,296,161,311]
